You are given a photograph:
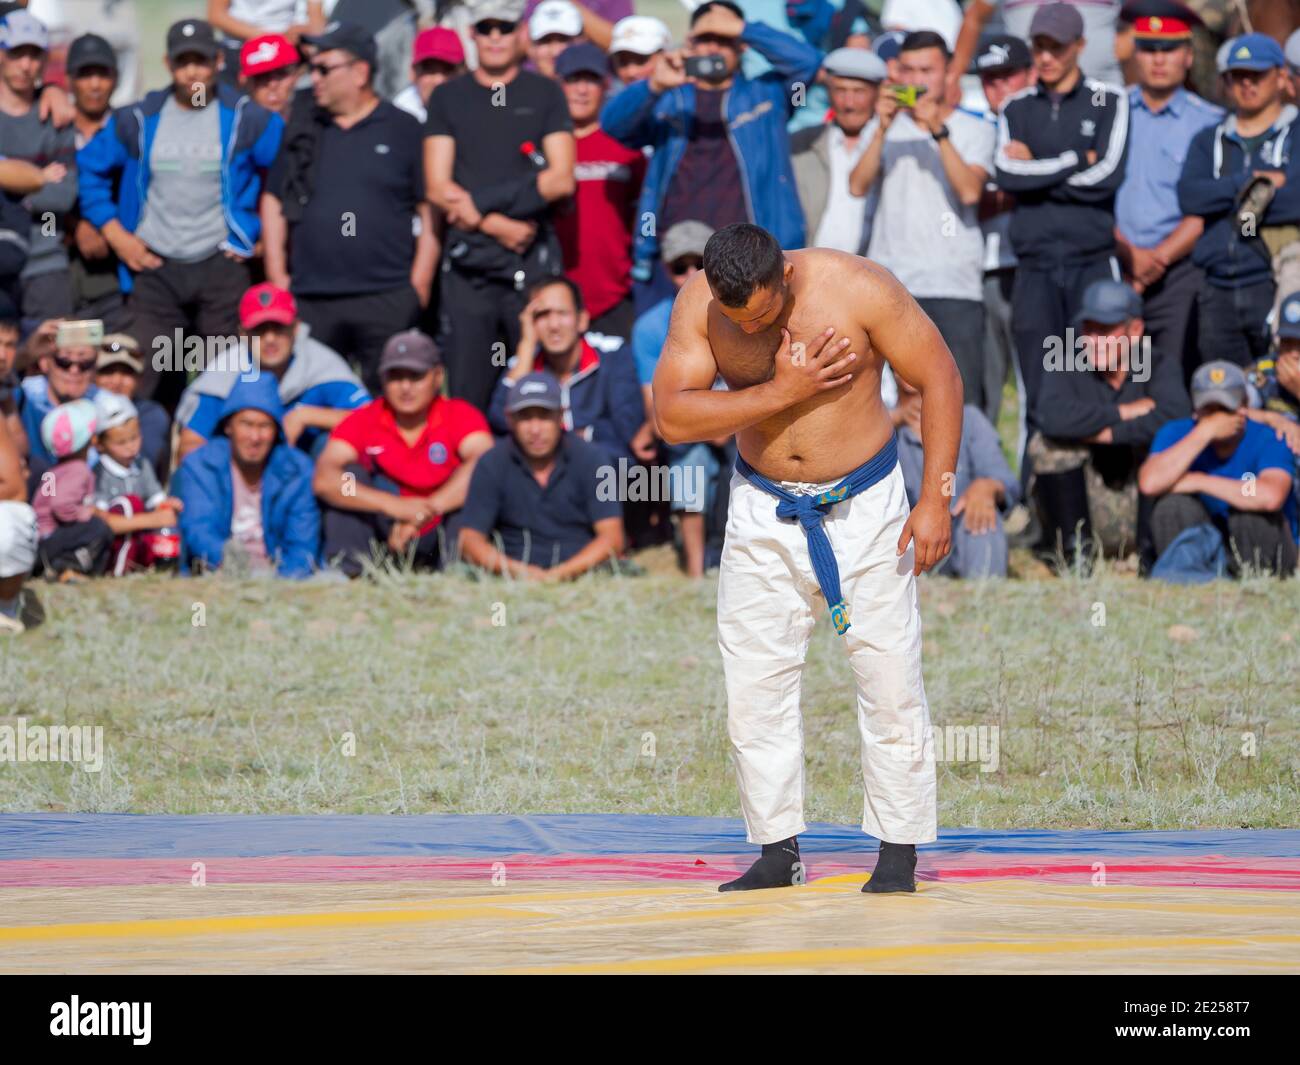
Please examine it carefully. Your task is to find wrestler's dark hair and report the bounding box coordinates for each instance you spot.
[527,274,585,313]
[900,30,950,59]
[702,224,786,309]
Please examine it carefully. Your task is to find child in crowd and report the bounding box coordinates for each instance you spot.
[92,391,182,575]
[93,333,172,479]
[33,399,111,581]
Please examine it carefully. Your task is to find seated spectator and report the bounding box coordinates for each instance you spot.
[392,28,466,124]
[893,376,1018,578]
[94,334,171,480]
[460,370,625,577]
[490,276,646,464]
[20,319,99,478]
[239,34,301,120]
[175,283,368,462]
[632,220,727,577]
[314,331,493,577]
[606,15,670,89]
[600,2,820,272]
[1031,280,1190,570]
[91,390,182,575]
[34,398,111,581]
[553,42,645,340]
[1139,360,1297,578]
[1246,292,1300,436]
[173,373,319,579]
[1179,34,1300,367]
[0,316,24,453]
[529,1,588,79]
[0,413,37,633]
[792,47,884,256]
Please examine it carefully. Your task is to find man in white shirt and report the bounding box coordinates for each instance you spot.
[851,30,995,407]
[790,47,885,256]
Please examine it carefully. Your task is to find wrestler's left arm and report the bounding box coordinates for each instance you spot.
[856,263,963,574]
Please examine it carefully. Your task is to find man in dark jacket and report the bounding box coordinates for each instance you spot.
[993,3,1129,471]
[173,372,320,579]
[489,276,645,464]
[1177,33,1300,367]
[1030,279,1190,569]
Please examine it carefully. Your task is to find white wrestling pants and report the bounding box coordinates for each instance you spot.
[717,462,937,846]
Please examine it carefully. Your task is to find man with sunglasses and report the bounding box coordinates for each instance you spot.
[1179,33,1300,368]
[18,318,100,473]
[262,22,434,394]
[78,18,284,411]
[600,2,820,288]
[424,0,577,413]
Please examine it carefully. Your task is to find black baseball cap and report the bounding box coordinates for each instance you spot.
[689,1,744,27]
[379,330,441,377]
[67,33,117,76]
[975,34,1032,75]
[166,19,219,62]
[302,21,378,69]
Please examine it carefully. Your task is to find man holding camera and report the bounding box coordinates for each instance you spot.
[600,1,820,269]
[849,30,994,409]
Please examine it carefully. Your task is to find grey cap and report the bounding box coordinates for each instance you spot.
[1190,360,1248,412]
[1075,280,1143,327]
[660,220,714,264]
[1029,2,1084,44]
[506,371,563,414]
[822,47,887,83]
[378,330,440,377]
[1288,28,1300,70]
[468,0,528,24]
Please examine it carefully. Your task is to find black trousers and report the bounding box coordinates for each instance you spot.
[1140,255,1202,384]
[296,285,421,396]
[320,464,460,577]
[129,252,250,412]
[917,297,985,411]
[37,518,112,577]
[590,295,636,343]
[1196,278,1275,368]
[1150,493,1297,577]
[438,266,527,414]
[1012,254,1121,436]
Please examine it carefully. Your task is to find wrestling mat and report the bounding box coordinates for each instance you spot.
[2,814,1297,973]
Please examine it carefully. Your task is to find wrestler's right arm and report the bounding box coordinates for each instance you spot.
[652,275,855,445]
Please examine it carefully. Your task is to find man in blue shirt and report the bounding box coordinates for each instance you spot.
[459,371,625,578]
[1114,2,1223,382]
[1139,360,1297,576]
[1178,33,1300,368]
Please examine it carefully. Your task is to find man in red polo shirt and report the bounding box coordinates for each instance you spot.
[552,42,645,341]
[313,330,493,576]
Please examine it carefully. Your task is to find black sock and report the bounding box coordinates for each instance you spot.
[862,841,917,893]
[719,836,802,892]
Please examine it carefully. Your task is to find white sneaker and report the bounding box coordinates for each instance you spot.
[0,611,23,635]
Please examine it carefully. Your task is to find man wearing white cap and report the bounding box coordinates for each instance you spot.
[607,15,670,87]
[790,47,885,256]
[529,0,612,79]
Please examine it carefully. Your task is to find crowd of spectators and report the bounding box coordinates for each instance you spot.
[1,0,1300,635]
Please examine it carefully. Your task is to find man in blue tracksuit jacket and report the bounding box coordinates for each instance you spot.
[1177,33,1300,367]
[600,2,820,283]
[76,18,283,410]
[173,372,320,579]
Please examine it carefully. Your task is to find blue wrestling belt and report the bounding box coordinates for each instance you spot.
[735,436,899,636]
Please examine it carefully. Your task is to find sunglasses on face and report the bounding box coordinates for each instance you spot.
[309,58,356,78]
[669,257,703,276]
[475,20,518,37]
[53,355,96,372]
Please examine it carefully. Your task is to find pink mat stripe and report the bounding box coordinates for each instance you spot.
[3,853,1299,889]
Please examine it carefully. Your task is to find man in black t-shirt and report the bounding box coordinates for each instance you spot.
[423,0,576,414]
[261,22,436,392]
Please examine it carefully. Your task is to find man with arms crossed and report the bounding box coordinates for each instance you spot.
[655,223,962,894]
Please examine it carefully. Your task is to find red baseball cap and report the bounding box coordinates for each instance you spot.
[241,34,299,78]
[412,27,465,67]
[240,284,297,330]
